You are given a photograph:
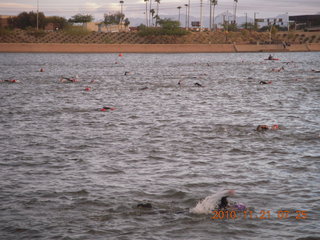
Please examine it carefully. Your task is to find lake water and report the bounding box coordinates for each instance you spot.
[0,52,319,240]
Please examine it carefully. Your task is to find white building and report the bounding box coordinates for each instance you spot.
[83,22,129,33]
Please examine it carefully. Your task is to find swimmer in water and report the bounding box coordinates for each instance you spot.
[59,76,79,83]
[139,86,149,90]
[178,79,185,86]
[1,79,19,83]
[268,54,273,60]
[100,106,116,111]
[256,124,279,131]
[272,66,284,72]
[259,80,272,85]
[190,190,245,214]
[194,82,203,87]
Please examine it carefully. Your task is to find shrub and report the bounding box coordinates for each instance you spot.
[138,18,189,37]
[0,27,14,36]
[63,26,91,36]
[26,27,47,38]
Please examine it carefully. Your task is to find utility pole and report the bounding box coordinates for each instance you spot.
[287,12,290,31]
[36,0,39,30]
[188,0,190,29]
[185,4,188,28]
[212,0,218,31]
[120,1,124,15]
[144,0,149,26]
[177,6,182,25]
[149,0,152,27]
[120,1,124,31]
[245,12,247,29]
[200,0,203,31]
[209,0,212,30]
[254,12,258,30]
[233,0,238,24]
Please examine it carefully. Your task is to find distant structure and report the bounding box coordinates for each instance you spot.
[0,15,14,28]
[83,22,129,33]
[289,15,320,31]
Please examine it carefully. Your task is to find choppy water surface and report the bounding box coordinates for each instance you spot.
[0,52,319,240]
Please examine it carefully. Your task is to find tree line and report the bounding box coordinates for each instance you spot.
[5,11,130,30]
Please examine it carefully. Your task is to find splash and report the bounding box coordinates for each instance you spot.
[190,190,235,214]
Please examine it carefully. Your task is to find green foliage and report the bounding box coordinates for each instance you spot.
[46,16,68,29]
[259,25,286,32]
[26,28,47,38]
[240,22,257,31]
[104,12,124,25]
[63,26,91,36]
[138,18,188,36]
[124,18,130,27]
[222,22,238,32]
[9,11,46,29]
[240,29,249,38]
[0,27,14,36]
[104,12,130,28]
[69,14,93,23]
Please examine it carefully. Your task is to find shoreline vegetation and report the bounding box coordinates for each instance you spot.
[0,29,320,53]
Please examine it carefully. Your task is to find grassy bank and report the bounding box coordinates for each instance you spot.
[1,29,320,45]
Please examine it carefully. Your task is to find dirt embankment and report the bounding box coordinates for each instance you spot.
[1,29,320,53]
[1,29,320,45]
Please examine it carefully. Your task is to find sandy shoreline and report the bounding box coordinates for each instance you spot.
[0,43,320,53]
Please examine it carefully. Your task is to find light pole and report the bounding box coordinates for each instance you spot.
[177,6,182,25]
[245,12,247,29]
[254,12,259,30]
[185,4,188,28]
[120,1,124,15]
[36,0,39,30]
[209,0,212,30]
[144,0,149,26]
[188,0,190,29]
[286,12,289,31]
[149,0,152,27]
[120,1,124,31]
[233,0,238,24]
[212,0,218,31]
[200,0,203,31]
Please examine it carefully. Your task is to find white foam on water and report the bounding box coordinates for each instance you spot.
[190,190,235,214]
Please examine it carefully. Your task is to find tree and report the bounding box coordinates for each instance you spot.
[124,18,130,27]
[240,22,255,31]
[154,14,161,27]
[69,14,93,23]
[222,21,238,32]
[149,0,152,27]
[155,0,161,27]
[150,9,155,26]
[104,12,125,25]
[9,11,46,29]
[45,16,68,29]
[138,18,188,36]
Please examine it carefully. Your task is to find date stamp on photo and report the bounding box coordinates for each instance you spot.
[211,210,308,220]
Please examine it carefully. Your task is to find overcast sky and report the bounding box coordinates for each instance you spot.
[0,0,319,21]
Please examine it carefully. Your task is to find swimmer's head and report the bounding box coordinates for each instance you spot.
[257,125,269,131]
